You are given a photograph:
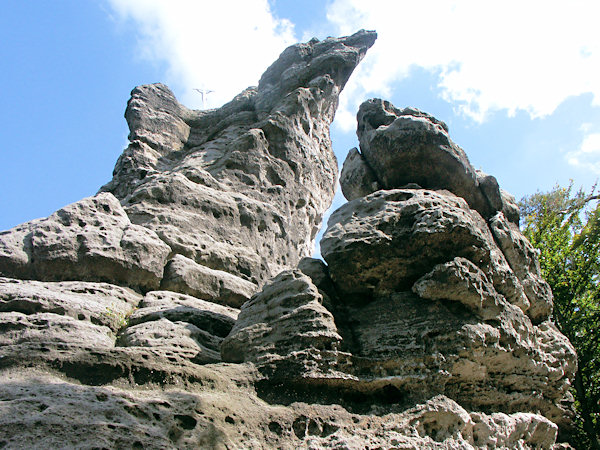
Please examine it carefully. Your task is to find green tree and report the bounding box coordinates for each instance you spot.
[520,184,600,449]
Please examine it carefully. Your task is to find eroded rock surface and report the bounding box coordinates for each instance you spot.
[339,147,380,200]
[222,98,577,447]
[0,193,170,291]
[160,254,256,308]
[100,31,377,286]
[0,34,577,449]
[0,368,559,449]
[0,30,376,292]
[221,270,349,383]
[344,98,520,223]
[321,189,529,309]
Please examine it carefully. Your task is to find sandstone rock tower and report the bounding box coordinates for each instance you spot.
[0,32,577,448]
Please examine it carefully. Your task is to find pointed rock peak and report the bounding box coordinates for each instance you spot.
[256,30,377,114]
[259,29,376,90]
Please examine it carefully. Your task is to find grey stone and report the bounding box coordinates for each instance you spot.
[0,311,115,349]
[221,270,349,382]
[489,212,554,322]
[0,30,578,448]
[316,184,575,430]
[339,147,380,201]
[354,99,512,221]
[128,290,239,340]
[118,290,239,363]
[100,30,377,286]
[500,189,521,224]
[119,318,222,364]
[221,252,576,431]
[161,254,257,308]
[477,170,521,224]
[0,193,171,291]
[321,189,528,311]
[0,368,560,449]
[0,277,141,332]
[412,257,505,320]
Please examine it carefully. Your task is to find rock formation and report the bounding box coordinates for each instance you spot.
[0,31,577,449]
[223,99,577,446]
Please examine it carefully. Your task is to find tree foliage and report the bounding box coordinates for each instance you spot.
[520,184,600,449]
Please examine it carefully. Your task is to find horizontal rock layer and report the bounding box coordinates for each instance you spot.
[0,193,170,291]
[0,368,558,449]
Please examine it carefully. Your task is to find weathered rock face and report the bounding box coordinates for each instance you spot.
[320,189,530,310]
[346,98,520,223]
[0,193,171,291]
[160,254,257,308]
[223,98,577,447]
[1,368,560,449]
[339,147,380,200]
[0,33,577,449]
[100,32,376,286]
[1,30,376,291]
[221,270,349,383]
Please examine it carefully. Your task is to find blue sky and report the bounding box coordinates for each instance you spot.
[2,1,600,254]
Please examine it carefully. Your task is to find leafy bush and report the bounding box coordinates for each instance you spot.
[520,184,600,449]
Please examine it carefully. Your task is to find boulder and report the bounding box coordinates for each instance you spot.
[221,250,576,430]
[348,98,519,223]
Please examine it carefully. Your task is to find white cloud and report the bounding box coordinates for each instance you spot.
[568,132,600,173]
[106,0,296,109]
[326,0,600,124]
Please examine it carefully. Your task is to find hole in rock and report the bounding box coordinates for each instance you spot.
[307,419,321,436]
[268,421,283,435]
[175,414,197,430]
[321,422,339,437]
[292,416,307,439]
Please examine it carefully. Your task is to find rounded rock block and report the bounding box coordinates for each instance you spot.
[321,189,499,299]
